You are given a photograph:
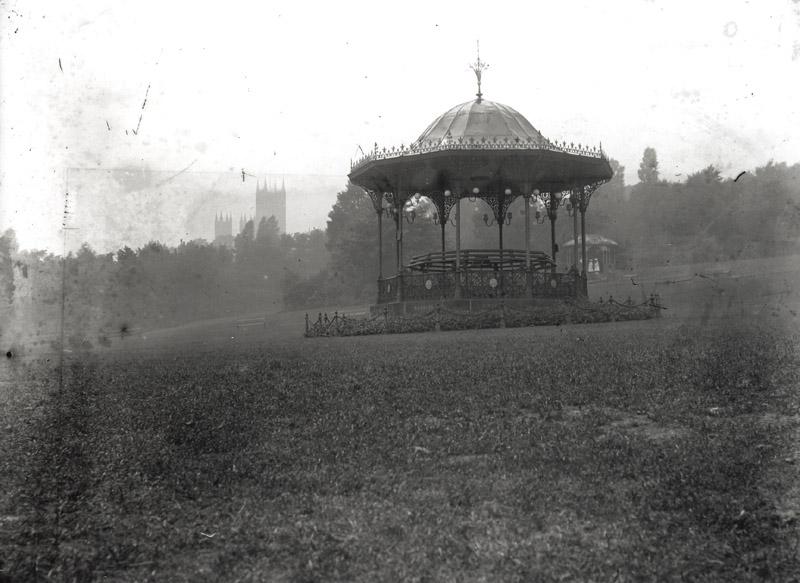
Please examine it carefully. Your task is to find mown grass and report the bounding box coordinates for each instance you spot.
[2,319,799,581]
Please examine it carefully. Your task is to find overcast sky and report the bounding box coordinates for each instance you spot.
[1,0,799,253]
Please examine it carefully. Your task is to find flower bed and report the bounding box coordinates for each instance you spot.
[305,300,661,337]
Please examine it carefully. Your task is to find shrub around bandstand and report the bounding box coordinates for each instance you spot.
[304,297,662,338]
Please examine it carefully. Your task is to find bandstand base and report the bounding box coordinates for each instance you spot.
[304,297,661,337]
[370,297,568,318]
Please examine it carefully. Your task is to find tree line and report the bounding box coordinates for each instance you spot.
[292,153,800,306]
[590,152,800,268]
[2,151,798,350]
[0,217,326,350]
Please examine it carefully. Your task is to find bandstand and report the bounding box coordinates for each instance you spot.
[348,53,613,315]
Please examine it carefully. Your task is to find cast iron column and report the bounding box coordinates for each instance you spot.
[440,218,446,259]
[399,200,404,270]
[548,192,559,275]
[524,193,532,294]
[572,191,579,269]
[580,206,587,278]
[397,194,404,302]
[377,210,383,279]
[498,211,504,295]
[455,197,462,298]
[394,204,400,275]
[549,213,557,274]
[524,195,531,269]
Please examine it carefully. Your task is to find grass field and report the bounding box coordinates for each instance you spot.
[2,316,800,581]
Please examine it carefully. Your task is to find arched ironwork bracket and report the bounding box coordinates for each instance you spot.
[428,192,459,225]
[576,180,608,213]
[361,185,407,215]
[483,194,518,223]
[365,189,384,214]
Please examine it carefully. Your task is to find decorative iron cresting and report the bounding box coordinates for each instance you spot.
[351,138,607,171]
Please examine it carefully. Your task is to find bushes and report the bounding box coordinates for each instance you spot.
[306,301,660,337]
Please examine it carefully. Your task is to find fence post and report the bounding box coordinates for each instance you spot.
[435,304,441,332]
[382,306,389,334]
[654,293,662,318]
[499,300,506,328]
[305,313,309,335]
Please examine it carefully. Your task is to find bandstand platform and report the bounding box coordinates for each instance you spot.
[373,249,585,316]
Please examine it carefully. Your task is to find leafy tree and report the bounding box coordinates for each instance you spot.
[687,165,722,186]
[325,182,389,297]
[281,228,329,278]
[234,220,255,258]
[256,216,281,246]
[587,158,627,237]
[0,229,17,304]
[637,147,659,184]
[607,159,626,198]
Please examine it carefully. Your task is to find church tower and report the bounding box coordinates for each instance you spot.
[213,175,288,242]
[255,178,287,234]
[213,213,233,247]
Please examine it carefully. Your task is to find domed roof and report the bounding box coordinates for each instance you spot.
[415,99,547,146]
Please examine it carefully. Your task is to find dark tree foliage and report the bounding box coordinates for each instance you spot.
[638,147,660,184]
[0,229,16,304]
[4,160,799,342]
[325,181,385,288]
[3,225,333,349]
[594,161,800,268]
[284,182,441,307]
[687,165,722,186]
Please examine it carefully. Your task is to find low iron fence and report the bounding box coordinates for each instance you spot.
[305,295,663,338]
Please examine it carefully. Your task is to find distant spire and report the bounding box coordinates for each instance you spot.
[469,40,489,103]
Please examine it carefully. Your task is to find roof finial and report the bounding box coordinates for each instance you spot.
[469,40,488,103]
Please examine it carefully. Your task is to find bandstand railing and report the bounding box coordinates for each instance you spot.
[407,249,553,273]
[377,270,584,303]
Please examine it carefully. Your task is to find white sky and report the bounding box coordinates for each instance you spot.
[1,0,799,253]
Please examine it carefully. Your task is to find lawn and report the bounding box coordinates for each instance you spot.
[1,318,799,581]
